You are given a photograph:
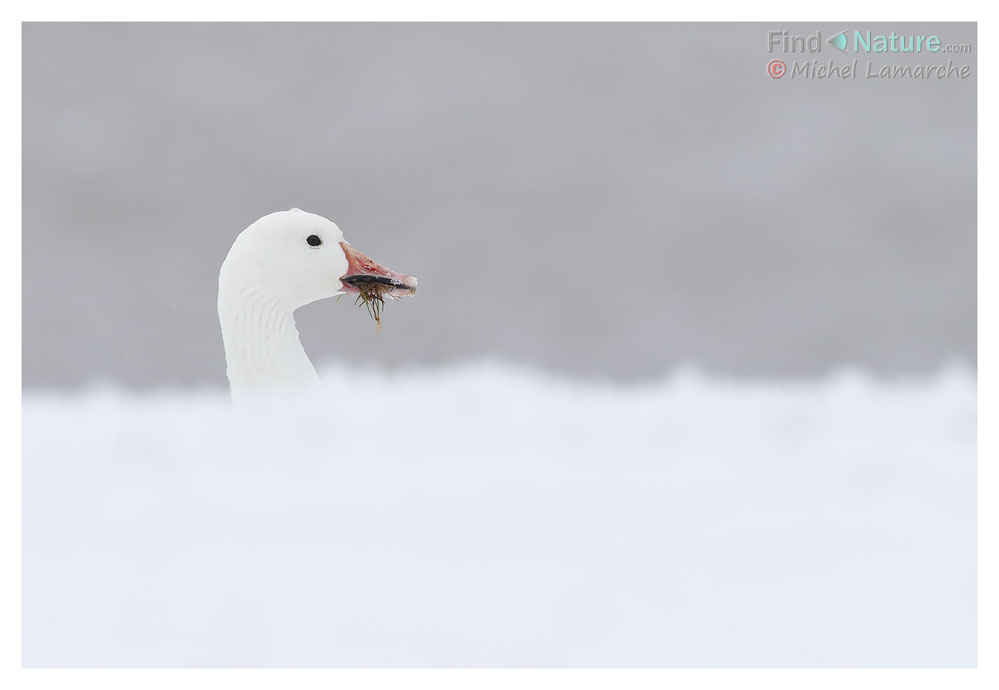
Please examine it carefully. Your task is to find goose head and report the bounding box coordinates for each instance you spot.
[219,208,417,310]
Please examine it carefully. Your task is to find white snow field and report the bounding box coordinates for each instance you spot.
[22,361,976,667]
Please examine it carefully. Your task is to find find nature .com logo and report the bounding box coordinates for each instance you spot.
[766,28,972,80]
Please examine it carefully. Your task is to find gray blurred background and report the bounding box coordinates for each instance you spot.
[22,22,976,389]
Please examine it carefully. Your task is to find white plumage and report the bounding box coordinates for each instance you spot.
[218,209,416,403]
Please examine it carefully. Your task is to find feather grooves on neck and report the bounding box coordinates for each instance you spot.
[218,284,319,402]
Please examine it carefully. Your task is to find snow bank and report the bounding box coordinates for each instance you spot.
[22,362,976,666]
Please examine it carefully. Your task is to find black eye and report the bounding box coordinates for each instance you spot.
[306,235,322,247]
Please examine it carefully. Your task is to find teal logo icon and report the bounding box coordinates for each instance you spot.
[827,30,848,52]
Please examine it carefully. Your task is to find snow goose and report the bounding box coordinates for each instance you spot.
[218,209,417,403]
